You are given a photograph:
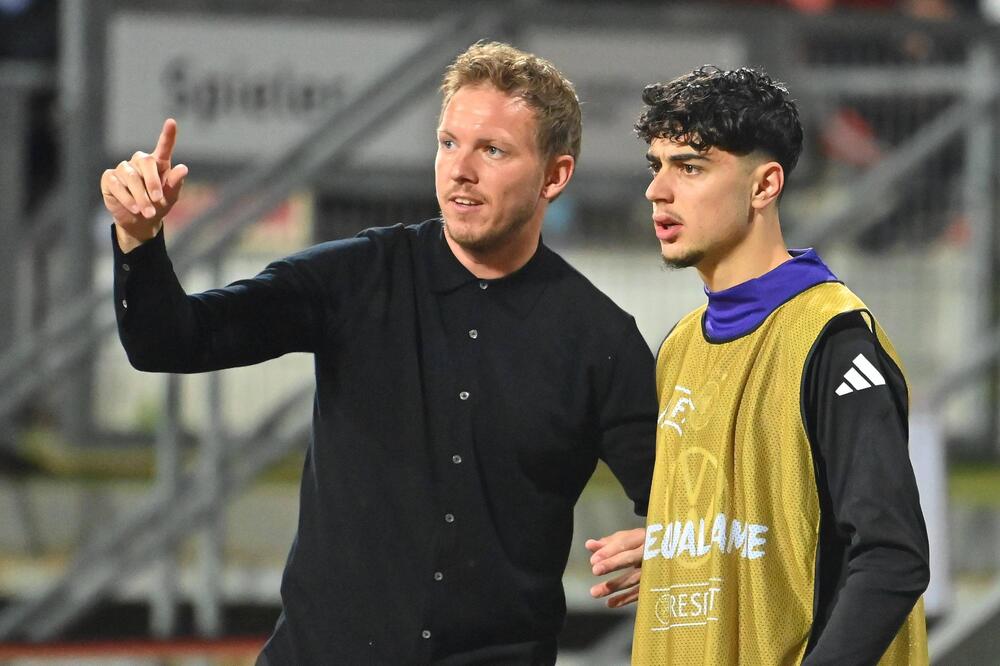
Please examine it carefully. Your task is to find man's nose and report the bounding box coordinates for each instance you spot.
[450,149,477,183]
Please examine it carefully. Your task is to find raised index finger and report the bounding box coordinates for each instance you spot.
[152,118,178,164]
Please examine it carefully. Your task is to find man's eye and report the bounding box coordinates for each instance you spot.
[440,139,454,149]
[486,146,504,157]
[682,164,699,174]
[647,163,660,174]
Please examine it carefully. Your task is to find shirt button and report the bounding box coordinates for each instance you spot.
[479,281,488,290]
[468,329,478,339]
[122,263,130,272]
[444,513,455,523]
[121,299,128,309]
[433,571,444,581]
[459,391,470,401]
[421,629,431,639]
[452,454,462,464]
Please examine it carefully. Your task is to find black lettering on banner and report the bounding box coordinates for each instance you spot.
[160,58,348,123]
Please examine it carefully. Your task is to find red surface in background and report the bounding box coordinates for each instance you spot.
[0,636,266,658]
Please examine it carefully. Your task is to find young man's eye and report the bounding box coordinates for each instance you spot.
[681,163,700,174]
[647,163,660,175]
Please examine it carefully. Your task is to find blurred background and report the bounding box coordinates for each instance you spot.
[0,0,999,663]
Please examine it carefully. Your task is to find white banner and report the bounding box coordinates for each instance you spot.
[105,13,746,176]
[105,13,430,163]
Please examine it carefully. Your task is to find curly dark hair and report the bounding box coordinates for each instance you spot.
[635,66,803,176]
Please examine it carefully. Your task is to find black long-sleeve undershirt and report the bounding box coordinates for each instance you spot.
[801,310,929,665]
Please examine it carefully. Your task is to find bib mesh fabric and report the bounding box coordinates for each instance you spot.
[632,282,927,665]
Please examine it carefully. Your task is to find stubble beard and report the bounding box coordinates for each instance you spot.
[442,200,536,255]
[661,248,704,271]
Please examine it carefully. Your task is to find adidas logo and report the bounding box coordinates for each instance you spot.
[835,354,886,396]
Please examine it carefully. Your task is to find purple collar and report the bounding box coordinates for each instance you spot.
[702,249,839,343]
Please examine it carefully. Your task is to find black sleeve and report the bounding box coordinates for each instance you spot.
[112,225,370,373]
[801,311,929,665]
[595,319,657,516]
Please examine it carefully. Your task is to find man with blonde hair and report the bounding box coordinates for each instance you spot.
[102,42,656,664]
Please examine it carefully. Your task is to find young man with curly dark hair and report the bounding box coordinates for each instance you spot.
[587,66,929,665]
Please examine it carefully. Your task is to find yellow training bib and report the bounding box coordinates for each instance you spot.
[632,282,926,665]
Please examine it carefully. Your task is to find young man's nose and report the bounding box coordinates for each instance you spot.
[646,171,673,202]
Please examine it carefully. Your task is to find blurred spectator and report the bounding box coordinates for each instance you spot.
[787,0,895,12]
[793,0,976,249]
[734,0,896,13]
[733,0,983,16]
[0,0,57,61]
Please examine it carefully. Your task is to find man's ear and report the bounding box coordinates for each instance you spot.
[541,154,575,200]
[750,161,784,210]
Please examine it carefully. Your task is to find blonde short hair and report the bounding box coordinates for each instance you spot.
[440,41,582,161]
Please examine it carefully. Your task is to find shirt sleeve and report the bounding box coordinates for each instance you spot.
[801,310,929,665]
[112,225,370,373]
[595,318,658,516]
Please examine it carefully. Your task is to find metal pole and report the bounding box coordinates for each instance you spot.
[992,43,1000,459]
[0,71,30,450]
[195,261,226,637]
[962,44,996,453]
[57,0,98,442]
[0,81,28,354]
[150,373,182,637]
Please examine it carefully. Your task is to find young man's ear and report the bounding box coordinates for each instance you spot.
[750,161,784,210]
[541,155,575,201]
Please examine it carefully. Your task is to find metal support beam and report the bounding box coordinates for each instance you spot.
[797,97,994,250]
[0,382,312,640]
[930,579,1000,664]
[916,329,1000,415]
[797,66,974,96]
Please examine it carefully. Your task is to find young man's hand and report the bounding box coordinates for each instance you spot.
[585,527,645,608]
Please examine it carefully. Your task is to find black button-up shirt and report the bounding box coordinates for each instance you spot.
[113,219,656,665]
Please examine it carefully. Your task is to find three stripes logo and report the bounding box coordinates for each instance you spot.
[835,353,886,397]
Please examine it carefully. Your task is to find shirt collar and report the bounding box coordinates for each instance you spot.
[426,220,475,293]
[423,219,554,319]
[703,248,839,343]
